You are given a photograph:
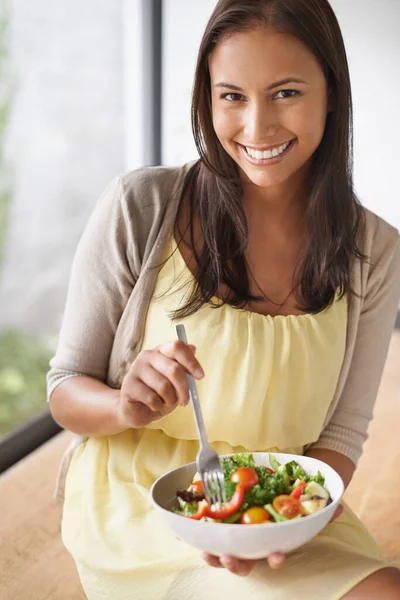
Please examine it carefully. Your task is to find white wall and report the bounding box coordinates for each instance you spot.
[162,0,400,230]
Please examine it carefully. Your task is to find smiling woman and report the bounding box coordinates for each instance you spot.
[182,1,366,322]
[209,30,328,190]
[47,1,400,599]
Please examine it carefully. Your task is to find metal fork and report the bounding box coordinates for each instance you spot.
[176,324,227,506]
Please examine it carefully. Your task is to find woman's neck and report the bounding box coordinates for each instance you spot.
[241,166,310,239]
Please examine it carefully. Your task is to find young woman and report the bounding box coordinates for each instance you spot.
[48,0,400,598]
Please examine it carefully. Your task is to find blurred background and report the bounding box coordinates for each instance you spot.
[0,0,399,448]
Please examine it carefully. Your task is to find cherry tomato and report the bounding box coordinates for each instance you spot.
[272,494,305,519]
[240,507,270,525]
[190,480,204,495]
[230,467,259,491]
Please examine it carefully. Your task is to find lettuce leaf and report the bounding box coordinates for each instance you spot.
[284,460,307,480]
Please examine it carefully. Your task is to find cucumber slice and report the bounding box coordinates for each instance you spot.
[305,481,329,499]
[301,499,328,515]
[299,493,311,502]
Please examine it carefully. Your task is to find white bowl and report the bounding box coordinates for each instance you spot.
[150,452,344,560]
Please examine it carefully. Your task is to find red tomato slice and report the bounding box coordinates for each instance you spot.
[240,507,270,525]
[230,467,259,491]
[272,495,305,519]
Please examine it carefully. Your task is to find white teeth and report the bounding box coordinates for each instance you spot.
[245,140,291,160]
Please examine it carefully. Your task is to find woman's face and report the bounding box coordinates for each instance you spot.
[209,27,330,191]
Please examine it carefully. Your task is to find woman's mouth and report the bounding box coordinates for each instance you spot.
[238,139,296,165]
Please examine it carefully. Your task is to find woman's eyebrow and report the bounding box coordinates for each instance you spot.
[213,77,308,91]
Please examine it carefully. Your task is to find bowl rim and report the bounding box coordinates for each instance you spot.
[150,452,345,529]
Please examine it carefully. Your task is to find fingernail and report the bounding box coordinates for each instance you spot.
[195,367,204,379]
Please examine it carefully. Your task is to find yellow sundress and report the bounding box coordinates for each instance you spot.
[62,236,388,600]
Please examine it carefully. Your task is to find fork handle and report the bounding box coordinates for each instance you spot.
[175,324,209,449]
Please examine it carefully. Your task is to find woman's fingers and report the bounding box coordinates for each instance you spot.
[202,552,225,569]
[158,340,204,380]
[119,341,204,428]
[267,552,286,569]
[219,555,256,576]
[126,378,165,412]
[138,363,178,407]
[149,352,190,406]
[202,553,255,575]
[202,552,285,576]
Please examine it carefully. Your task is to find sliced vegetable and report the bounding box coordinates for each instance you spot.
[269,453,281,472]
[301,498,328,515]
[173,453,332,526]
[190,480,204,495]
[272,494,305,519]
[230,467,259,491]
[207,484,245,520]
[300,493,311,502]
[176,489,204,503]
[304,481,329,500]
[223,511,243,524]
[240,507,270,525]
[265,503,288,522]
[185,499,209,520]
[290,480,307,500]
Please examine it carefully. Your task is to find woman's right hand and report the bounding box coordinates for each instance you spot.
[116,341,204,429]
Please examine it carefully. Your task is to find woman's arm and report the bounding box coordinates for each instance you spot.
[49,376,124,437]
[305,447,355,488]
[47,177,137,424]
[308,235,400,467]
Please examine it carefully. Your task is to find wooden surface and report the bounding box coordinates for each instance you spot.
[344,330,400,567]
[0,331,399,598]
[0,431,85,599]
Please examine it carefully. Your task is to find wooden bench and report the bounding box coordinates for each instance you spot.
[1,331,399,599]
[0,431,85,599]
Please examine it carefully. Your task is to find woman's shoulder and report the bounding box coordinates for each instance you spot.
[118,160,198,214]
[360,206,399,267]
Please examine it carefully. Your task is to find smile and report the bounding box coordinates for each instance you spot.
[239,139,296,164]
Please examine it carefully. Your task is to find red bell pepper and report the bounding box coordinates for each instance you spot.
[206,484,245,520]
[186,499,209,520]
[290,480,307,500]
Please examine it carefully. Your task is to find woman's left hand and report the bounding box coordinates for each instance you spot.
[202,504,343,576]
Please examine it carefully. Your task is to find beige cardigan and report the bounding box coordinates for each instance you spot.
[47,161,400,500]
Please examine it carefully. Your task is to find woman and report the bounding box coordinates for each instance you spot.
[48,0,400,598]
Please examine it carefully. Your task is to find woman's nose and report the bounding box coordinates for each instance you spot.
[243,103,279,142]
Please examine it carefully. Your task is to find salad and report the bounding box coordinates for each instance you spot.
[172,453,332,524]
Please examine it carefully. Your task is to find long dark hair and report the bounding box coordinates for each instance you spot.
[174,0,365,319]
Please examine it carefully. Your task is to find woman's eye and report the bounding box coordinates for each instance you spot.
[275,89,299,99]
[221,93,244,102]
